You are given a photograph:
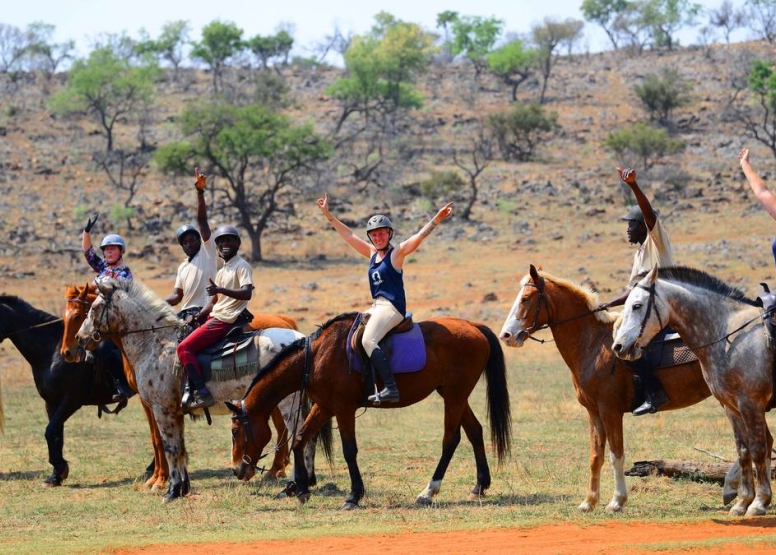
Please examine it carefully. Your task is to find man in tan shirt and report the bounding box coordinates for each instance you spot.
[601,167,674,416]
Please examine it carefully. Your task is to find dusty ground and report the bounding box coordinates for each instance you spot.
[115,520,776,554]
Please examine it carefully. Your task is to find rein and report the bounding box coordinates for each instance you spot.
[3,317,63,338]
[89,287,180,342]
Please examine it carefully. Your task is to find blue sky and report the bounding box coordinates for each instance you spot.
[5,0,749,58]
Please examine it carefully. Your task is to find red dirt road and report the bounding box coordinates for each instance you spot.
[115,519,776,554]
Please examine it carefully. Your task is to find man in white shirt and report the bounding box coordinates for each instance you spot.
[601,167,674,416]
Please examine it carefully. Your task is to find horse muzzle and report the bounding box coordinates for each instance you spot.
[62,346,86,363]
[612,341,642,361]
[233,461,255,482]
[499,329,528,348]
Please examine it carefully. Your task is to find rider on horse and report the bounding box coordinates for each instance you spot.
[176,225,254,410]
[316,193,453,403]
[82,215,135,401]
[164,167,219,322]
[599,167,674,416]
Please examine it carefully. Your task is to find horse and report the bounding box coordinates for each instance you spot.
[498,265,712,512]
[61,284,313,488]
[612,266,774,516]
[0,294,123,487]
[75,279,331,503]
[226,312,512,509]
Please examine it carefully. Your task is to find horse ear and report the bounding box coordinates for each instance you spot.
[529,264,540,282]
[225,400,240,414]
[96,282,110,296]
[647,264,659,284]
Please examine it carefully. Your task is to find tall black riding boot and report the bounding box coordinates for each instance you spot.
[98,340,134,401]
[367,348,399,403]
[633,363,668,416]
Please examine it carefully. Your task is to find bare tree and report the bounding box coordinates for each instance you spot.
[452,121,494,220]
[709,0,745,43]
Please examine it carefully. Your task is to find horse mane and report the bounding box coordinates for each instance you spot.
[105,279,182,326]
[636,266,759,307]
[0,294,57,322]
[528,272,618,324]
[242,312,359,399]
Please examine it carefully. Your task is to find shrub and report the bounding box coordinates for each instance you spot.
[419,170,466,200]
[632,68,692,124]
[486,103,559,162]
[603,122,685,169]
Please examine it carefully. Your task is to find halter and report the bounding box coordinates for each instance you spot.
[630,282,665,348]
[232,336,313,481]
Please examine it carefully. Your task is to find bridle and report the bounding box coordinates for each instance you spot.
[232,336,313,482]
[87,286,180,343]
[630,282,665,349]
[517,277,605,343]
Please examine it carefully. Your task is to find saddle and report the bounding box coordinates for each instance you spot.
[346,312,426,374]
[756,283,776,410]
[174,326,260,384]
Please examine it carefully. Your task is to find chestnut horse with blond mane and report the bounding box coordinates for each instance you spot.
[63,283,326,493]
[499,265,711,512]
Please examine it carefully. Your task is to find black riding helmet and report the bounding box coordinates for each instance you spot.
[366,214,394,246]
[176,224,200,245]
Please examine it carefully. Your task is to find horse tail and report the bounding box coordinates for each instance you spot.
[318,418,334,467]
[477,324,512,466]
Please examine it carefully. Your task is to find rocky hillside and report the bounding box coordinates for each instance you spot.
[1,40,776,314]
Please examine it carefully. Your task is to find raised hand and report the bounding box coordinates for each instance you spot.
[316,192,330,214]
[435,202,454,222]
[738,148,750,164]
[84,214,99,233]
[616,166,637,185]
[194,167,207,191]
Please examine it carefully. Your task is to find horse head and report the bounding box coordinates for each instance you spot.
[62,283,97,362]
[227,399,272,482]
[612,265,665,360]
[499,264,548,348]
[75,282,117,348]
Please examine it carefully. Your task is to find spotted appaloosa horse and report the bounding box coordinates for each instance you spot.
[228,312,512,509]
[612,266,774,516]
[0,294,121,486]
[61,283,315,489]
[499,265,711,512]
[76,279,327,502]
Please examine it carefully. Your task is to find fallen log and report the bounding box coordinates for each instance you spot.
[625,459,733,483]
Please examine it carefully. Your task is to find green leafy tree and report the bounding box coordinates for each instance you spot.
[740,59,776,158]
[49,47,159,152]
[435,10,459,62]
[487,103,560,161]
[486,39,538,101]
[154,102,332,260]
[449,15,504,79]
[246,30,294,72]
[633,67,693,124]
[135,20,190,81]
[640,0,702,50]
[190,20,244,94]
[580,0,629,49]
[603,122,685,168]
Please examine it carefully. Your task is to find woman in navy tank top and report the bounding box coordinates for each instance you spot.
[316,193,453,403]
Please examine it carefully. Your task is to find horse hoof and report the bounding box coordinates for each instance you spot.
[340,501,358,510]
[746,505,767,517]
[605,502,624,513]
[162,493,178,504]
[468,492,485,501]
[416,495,432,506]
[728,504,747,517]
[42,477,62,488]
[577,501,595,512]
[298,492,311,505]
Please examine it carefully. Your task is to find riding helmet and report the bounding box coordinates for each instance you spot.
[213,225,241,244]
[176,224,200,245]
[100,234,126,252]
[620,205,645,223]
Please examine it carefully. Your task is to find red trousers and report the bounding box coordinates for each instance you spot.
[176,317,232,388]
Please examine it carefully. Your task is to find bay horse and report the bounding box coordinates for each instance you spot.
[612,266,774,516]
[61,284,313,489]
[0,294,122,487]
[75,279,330,503]
[498,265,711,512]
[227,312,512,509]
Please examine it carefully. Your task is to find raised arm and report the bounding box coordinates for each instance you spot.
[393,202,454,269]
[617,167,657,231]
[82,214,98,251]
[739,148,776,221]
[316,193,374,258]
[194,167,211,241]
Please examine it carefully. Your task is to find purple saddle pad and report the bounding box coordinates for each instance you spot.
[347,321,426,374]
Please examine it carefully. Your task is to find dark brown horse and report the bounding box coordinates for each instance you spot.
[499,265,711,512]
[60,284,312,489]
[227,312,512,509]
[0,294,122,486]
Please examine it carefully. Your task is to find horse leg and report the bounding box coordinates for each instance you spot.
[416,401,465,506]
[289,403,331,505]
[460,402,491,500]
[743,406,772,516]
[726,408,755,516]
[266,407,290,480]
[601,411,627,512]
[150,406,188,503]
[42,400,79,487]
[331,410,365,510]
[141,400,168,490]
[576,410,606,512]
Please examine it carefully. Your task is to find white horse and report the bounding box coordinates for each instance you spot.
[612,266,774,516]
[76,279,327,502]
